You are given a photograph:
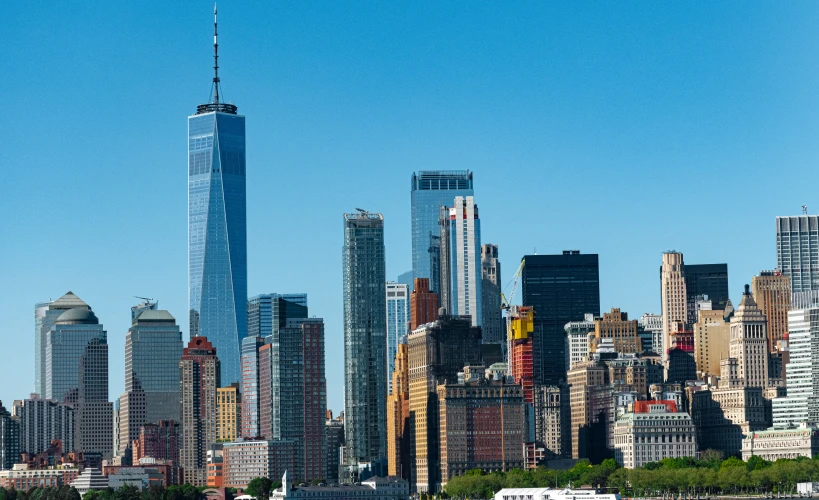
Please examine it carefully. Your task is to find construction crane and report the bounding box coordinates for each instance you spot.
[500,260,524,311]
[133,296,154,303]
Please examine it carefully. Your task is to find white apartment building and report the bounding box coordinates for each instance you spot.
[639,313,664,355]
[612,402,696,469]
[385,281,409,393]
[447,196,482,327]
[565,314,595,370]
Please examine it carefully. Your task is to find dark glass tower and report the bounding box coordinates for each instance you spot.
[521,251,600,386]
[683,263,729,320]
[188,8,247,386]
[342,210,387,467]
[411,171,473,291]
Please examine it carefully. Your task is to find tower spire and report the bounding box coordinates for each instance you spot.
[213,4,220,104]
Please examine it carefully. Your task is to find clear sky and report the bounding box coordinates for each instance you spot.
[1,2,817,413]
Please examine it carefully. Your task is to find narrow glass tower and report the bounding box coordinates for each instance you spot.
[188,6,247,386]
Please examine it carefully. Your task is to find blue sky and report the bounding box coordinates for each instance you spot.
[1,2,817,413]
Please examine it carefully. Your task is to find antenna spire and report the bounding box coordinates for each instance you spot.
[213,4,220,104]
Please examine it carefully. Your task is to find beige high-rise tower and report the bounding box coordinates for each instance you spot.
[752,271,791,352]
[693,309,730,378]
[730,285,769,389]
[661,252,687,363]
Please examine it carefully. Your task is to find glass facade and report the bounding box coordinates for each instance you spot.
[188,110,247,386]
[45,309,107,403]
[34,301,51,396]
[247,294,308,339]
[125,309,183,423]
[385,282,409,393]
[410,171,473,290]
[683,263,729,324]
[521,252,600,386]
[342,212,387,464]
[447,196,482,326]
[776,215,819,293]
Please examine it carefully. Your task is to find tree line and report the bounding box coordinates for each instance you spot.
[444,454,819,498]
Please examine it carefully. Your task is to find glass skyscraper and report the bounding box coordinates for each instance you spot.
[410,171,473,291]
[188,91,247,387]
[385,282,409,393]
[35,292,89,396]
[776,215,819,293]
[342,211,387,466]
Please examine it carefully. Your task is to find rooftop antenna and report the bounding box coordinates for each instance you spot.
[213,4,221,104]
[802,205,808,215]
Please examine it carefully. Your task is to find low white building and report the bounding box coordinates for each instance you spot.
[271,471,409,500]
[70,468,109,498]
[742,425,819,461]
[494,487,619,500]
[612,401,696,469]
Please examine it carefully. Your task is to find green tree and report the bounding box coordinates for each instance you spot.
[245,478,273,500]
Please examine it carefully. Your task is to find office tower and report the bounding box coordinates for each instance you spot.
[693,309,730,378]
[119,306,183,455]
[259,318,327,481]
[342,210,387,467]
[536,385,570,460]
[639,313,663,355]
[522,251,600,386]
[441,196,482,327]
[76,326,113,459]
[45,305,106,403]
[753,271,792,352]
[386,282,409,394]
[567,360,609,459]
[325,416,344,483]
[397,271,414,289]
[407,316,482,492]
[410,171,474,288]
[180,337,220,486]
[666,328,697,385]
[480,244,503,345]
[730,285,769,389]
[429,235,441,300]
[0,401,19,470]
[660,252,687,363]
[38,292,92,399]
[216,384,241,442]
[12,396,74,455]
[684,264,729,324]
[387,344,410,480]
[240,335,265,438]
[247,294,308,339]
[772,292,819,427]
[438,206,452,314]
[590,309,641,354]
[776,215,819,293]
[565,314,595,371]
[188,9,247,387]
[410,279,438,331]
[132,420,181,463]
[437,381,524,484]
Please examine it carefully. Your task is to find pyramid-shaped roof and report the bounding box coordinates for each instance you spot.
[50,291,89,310]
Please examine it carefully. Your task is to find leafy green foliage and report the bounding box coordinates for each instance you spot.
[245,478,273,500]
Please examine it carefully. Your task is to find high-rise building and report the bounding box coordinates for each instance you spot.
[325,416,344,484]
[387,344,410,481]
[188,10,247,387]
[660,252,687,365]
[639,313,664,355]
[772,292,819,427]
[119,306,183,456]
[437,381,524,486]
[776,215,819,293]
[0,401,20,470]
[12,396,74,455]
[410,171,474,289]
[693,309,730,378]
[247,294,308,339]
[35,292,92,397]
[240,335,265,439]
[567,360,609,460]
[730,285,769,389]
[386,282,409,394]
[407,316,482,492]
[441,197,482,327]
[260,318,327,481]
[590,309,641,354]
[522,251,600,386]
[217,384,241,442]
[409,279,438,331]
[180,337,220,486]
[342,211,387,467]
[565,314,595,371]
[480,244,502,345]
[684,264,729,324]
[133,420,180,463]
[752,271,792,352]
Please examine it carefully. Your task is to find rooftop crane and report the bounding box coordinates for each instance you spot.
[500,260,524,311]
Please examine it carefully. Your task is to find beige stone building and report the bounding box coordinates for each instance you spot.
[661,252,687,364]
[590,309,641,354]
[742,425,819,461]
[613,401,696,469]
[216,384,241,442]
[693,309,730,378]
[730,286,769,389]
[752,271,791,352]
[567,360,608,459]
[387,344,409,478]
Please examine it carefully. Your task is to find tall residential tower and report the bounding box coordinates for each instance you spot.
[776,215,819,293]
[188,7,247,386]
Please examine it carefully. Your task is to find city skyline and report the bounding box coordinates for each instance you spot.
[2,3,819,414]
